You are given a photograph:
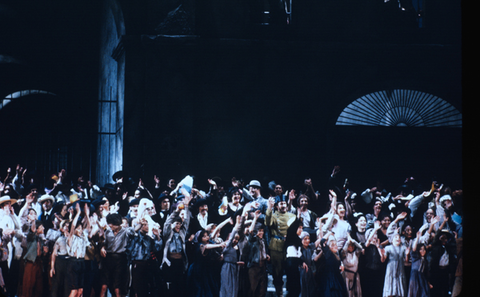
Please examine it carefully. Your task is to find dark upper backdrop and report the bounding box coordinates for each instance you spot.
[0,0,465,197]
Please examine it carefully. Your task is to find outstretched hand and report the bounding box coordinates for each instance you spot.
[329,190,337,199]
[332,166,341,176]
[268,197,276,209]
[396,211,408,221]
[289,189,296,201]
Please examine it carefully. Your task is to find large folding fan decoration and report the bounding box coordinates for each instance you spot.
[336,89,462,127]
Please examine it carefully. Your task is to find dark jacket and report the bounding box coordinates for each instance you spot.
[430,229,457,274]
[126,230,163,263]
[243,232,269,268]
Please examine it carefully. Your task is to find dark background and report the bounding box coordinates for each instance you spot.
[0,0,464,196]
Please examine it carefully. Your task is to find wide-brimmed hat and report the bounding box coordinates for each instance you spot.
[112,170,129,182]
[158,192,172,202]
[247,180,262,189]
[439,229,453,238]
[0,195,17,205]
[38,194,55,204]
[26,183,40,192]
[101,183,115,191]
[92,197,108,210]
[129,198,140,207]
[194,198,208,209]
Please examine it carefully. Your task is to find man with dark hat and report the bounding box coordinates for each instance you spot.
[112,171,128,184]
[189,198,214,235]
[101,183,116,203]
[265,195,296,297]
[430,227,456,297]
[155,193,172,230]
[125,198,140,223]
[92,196,110,225]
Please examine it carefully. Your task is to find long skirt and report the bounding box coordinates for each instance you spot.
[219,262,239,297]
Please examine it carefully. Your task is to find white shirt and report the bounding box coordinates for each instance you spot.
[0,210,19,230]
[286,245,302,258]
[331,219,351,249]
[67,230,90,259]
[197,213,208,230]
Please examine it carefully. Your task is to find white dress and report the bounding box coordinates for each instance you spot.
[383,245,407,297]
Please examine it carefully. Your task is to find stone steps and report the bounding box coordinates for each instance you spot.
[266,274,287,297]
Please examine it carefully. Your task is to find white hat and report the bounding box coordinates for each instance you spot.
[38,194,55,204]
[439,194,453,206]
[0,195,17,205]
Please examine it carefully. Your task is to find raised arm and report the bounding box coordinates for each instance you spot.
[68,203,81,246]
[287,190,296,213]
[321,211,337,235]
[344,191,354,220]
[365,220,381,247]
[329,189,337,212]
[240,187,254,205]
[248,210,261,235]
[387,211,407,240]
[265,197,275,228]
[19,193,35,224]
[304,178,319,201]
[408,191,429,217]
[204,241,227,250]
[346,234,363,252]
[83,203,92,233]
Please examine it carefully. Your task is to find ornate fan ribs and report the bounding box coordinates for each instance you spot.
[336,89,462,127]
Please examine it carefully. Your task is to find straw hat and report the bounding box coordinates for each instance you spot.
[0,195,17,205]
